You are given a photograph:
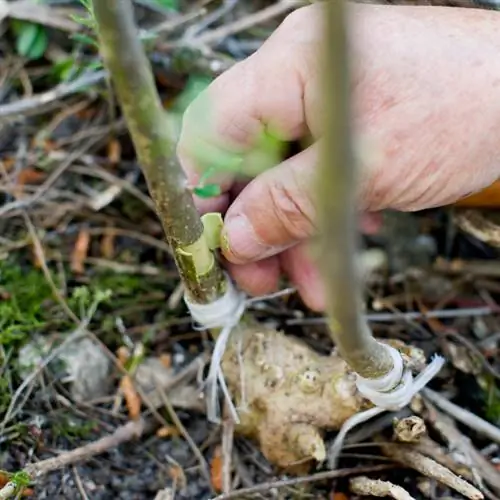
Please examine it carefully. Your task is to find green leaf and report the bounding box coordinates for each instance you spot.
[193,184,221,199]
[11,471,31,488]
[152,0,179,11]
[71,32,98,48]
[51,57,77,82]
[13,21,48,60]
[70,14,94,28]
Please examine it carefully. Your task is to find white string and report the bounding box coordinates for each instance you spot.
[328,345,445,468]
[184,276,298,425]
[184,273,245,424]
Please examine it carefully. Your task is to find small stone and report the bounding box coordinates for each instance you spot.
[18,335,111,401]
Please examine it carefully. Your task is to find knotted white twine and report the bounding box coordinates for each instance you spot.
[328,345,445,468]
[184,273,246,424]
[184,275,297,425]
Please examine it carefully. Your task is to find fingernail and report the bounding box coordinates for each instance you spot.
[222,215,274,263]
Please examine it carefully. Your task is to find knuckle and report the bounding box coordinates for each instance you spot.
[266,175,315,241]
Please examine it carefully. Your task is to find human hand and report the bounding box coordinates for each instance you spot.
[177,2,500,311]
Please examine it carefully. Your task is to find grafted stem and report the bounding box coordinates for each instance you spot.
[316,0,393,378]
[91,0,225,304]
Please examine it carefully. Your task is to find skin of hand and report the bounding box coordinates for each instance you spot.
[177,2,500,311]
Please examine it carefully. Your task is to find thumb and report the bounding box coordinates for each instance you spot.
[221,143,319,264]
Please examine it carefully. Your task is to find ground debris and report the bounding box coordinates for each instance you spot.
[381,442,484,500]
[350,476,416,500]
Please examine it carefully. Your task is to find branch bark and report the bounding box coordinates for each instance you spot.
[91,0,224,304]
[316,0,393,377]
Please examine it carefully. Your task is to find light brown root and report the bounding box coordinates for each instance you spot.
[381,443,484,500]
[220,326,431,470]
[350,476,416,500]
[221,326,369,469]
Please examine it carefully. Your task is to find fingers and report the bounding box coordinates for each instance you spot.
[225,256,280,297]
[176,9,312,210]
[280,243,325,312]
[221,143,319,264]
[226,243,325,312]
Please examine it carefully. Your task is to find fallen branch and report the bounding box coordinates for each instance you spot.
[350,476,416,500]
[381,442,484,500]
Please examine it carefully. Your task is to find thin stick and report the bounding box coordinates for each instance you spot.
[182,0,303,47]
[0,71,106,122]
[92,0,225,304]
[221,415,234,495]
[286,306,498,326]
[423,403,500,494]
[316,0,393,377]
[350,476,416,500]
[381,443,484,500]
[423,389,500,445]
[25,419,147,479]
[213,465,395,500]
[156,384,213,491]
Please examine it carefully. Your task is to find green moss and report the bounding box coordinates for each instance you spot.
[51,415,97,441]
[0,260,53,347]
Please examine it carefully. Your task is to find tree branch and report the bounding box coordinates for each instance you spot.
[91,0,225,304]
[316,0,393,377]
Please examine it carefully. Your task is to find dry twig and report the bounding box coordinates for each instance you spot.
[213,465,395,500]
[423,389,500,445]
[422,400,500,494]
[350,476,416,500]
[381,442,484,500]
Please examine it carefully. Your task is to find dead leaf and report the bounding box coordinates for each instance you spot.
[159,353,172,369]
[70,229,91,274]
[101,232,115,259]
[168,465,186,489]
[446,343,482,375]
[31,243,43,269]
[120,374,141,421]
[15,169,45,199]
[331,492,349,500]
[116,346,130,367]
[1,158,15,172]
[210,445,223,493]
[416,299,448,333]
[43,139,57,153]
[156,425,180,438]
[107,139,121,165]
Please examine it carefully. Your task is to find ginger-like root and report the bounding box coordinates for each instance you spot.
[221,327,428,470]
[221,326,368,470]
